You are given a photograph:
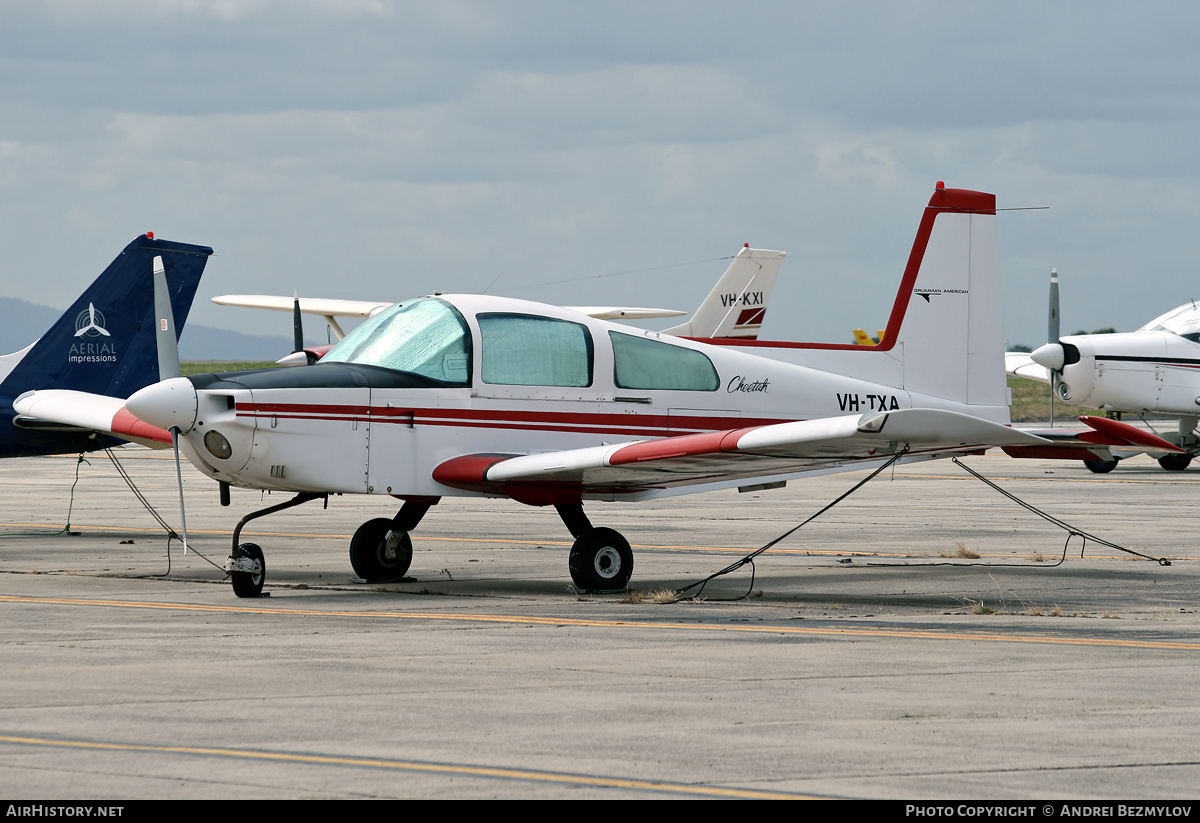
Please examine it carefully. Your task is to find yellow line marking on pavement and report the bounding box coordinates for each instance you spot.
[0,734,813,799]
[0,522,1168,560]
[2,594,1198,651]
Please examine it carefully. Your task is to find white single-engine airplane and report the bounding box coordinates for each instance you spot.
[1007,269,1200,473]
[14,185,1182,597]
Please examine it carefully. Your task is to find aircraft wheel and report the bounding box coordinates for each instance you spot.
[349,518,413,582]
[1158,453,1193,472]
[569,527,633,591]
[1083,458,1119,474]
[231,543,266,598]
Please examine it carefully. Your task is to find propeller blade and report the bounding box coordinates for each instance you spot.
[1048,267,1060,345]
[293,290,304,353]
[152,255,182,381]
[171,428,189,554]
[1047,267,1060,427]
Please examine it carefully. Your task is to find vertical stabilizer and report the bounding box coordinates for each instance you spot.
[0,235,212,455]
[887,187,1005,407]
[654,187,1009,417]
[663,247,784,339]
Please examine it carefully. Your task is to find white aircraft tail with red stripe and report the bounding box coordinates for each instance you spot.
[888,186,1006,408]
[662,246,784,340]
[697,185,1009,420]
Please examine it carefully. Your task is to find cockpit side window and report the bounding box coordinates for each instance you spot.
[478,313,593,387]
[322,298,471,385]
[610,331,719,391]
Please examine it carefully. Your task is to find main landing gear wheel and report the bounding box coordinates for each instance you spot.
[350,518,413,582]
[568,527,633,591]
[1083,458,1119,474]
[230,542,265,598]
[1158,452,1193,472]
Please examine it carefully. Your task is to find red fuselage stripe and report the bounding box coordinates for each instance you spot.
[234,403,797,437]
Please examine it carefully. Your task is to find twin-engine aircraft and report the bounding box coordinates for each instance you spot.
[14,185,1181,597]
[1,234,212,457]
[1007,270,1200,473]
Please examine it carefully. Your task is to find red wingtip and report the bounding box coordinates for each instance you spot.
[1078,415,1186,452]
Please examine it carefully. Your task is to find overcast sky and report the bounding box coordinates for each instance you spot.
[2,0,1198,349]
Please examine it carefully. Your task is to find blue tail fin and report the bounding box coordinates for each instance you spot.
[0,235,212,456]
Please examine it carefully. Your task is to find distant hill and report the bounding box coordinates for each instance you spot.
[0,296,293,361]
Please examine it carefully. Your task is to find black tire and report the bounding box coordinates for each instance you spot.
[231,542,265,598]
[568,527,633,591]
[1083,458,1119,474]
[349,518,413,581]
[1158,452,1193,472]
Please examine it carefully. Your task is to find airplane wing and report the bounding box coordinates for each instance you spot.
[1005,351,1050,383]
[11,390,173,450]
[563,307,686,320]
[214,294,686,336]
[214,245,782,346]
[211,295,394,341]
[211,294,393,318]
[432,409,1180,500]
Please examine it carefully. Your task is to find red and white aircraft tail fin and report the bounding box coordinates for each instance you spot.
[701,185,1008,415]
[662,246,784,339]
[887,185,1006,408]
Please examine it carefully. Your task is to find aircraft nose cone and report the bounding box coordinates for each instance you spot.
[1030,342,1065,372]
[126,377,199,434]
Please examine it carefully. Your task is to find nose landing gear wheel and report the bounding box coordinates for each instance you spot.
[230,542,265,598]
[568,527,633,591]
[350,518,414,582]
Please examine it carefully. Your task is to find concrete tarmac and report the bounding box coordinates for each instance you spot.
[0,447,1197,799]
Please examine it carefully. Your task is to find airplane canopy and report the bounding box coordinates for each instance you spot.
[1139,302,1200,342]
[322,297,471,385]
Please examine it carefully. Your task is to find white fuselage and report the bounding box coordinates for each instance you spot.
[164,294,1007,501]
[1054,330,1200,417]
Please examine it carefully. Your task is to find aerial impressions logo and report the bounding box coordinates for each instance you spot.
[70,302,116,363]
[74,303,110,338]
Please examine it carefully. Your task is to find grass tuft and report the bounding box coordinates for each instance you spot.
[622,589,679,604]
[952,540,980,559]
